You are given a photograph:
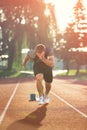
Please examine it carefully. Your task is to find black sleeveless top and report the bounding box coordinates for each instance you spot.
[33,47,53,68]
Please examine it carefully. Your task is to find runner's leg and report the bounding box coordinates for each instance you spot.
[45,82,51,95]
[36,73,44,97]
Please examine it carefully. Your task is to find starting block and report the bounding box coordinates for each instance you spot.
[30,94,36,101]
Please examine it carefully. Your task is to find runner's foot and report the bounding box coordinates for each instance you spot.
[44,95,50,104]
[38,96,44,105]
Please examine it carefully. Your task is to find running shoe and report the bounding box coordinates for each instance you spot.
[35,95,39,101]
[44,95,50,103]
[38,96,44,105]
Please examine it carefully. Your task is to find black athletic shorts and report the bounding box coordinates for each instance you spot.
[33,62,53,83]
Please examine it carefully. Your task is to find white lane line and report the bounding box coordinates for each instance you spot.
[0,80,21,125]
[51,91,87,118]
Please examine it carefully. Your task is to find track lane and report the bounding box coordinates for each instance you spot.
[0,78,87,130]
[0,79,19,116]
[0,80,20,125]
[52,79,87,115]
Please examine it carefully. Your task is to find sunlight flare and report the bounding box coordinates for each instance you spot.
[44,0,87,32]
[54,0,77,32]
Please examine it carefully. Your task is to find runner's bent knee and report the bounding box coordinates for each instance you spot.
[36,73,43,81]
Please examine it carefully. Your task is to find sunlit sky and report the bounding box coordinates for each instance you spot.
[44,0,87,32]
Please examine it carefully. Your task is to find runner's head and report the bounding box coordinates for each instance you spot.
[35,44,46,54]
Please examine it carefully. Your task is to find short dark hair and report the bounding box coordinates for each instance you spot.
[35,44,46,53]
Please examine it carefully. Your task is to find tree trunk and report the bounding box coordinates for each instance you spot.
[7,40,15,70]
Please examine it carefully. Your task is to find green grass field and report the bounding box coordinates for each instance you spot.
[0,69,87,80]
[57,69,87,80]
[0,70,33,78]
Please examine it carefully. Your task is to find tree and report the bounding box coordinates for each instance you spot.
[64,0,87,49]
[0,0,57,70]
[56,0,87,74]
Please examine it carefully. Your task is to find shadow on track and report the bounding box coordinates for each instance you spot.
[6,104,48,130]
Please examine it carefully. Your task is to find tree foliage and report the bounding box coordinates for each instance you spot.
[55,0,87,73]
[0,0,57,70]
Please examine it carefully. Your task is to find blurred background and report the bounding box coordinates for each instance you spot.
[0,0,87,78]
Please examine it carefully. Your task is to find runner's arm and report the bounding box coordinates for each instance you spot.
[41,55,54,68]
[22,55,30,67]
